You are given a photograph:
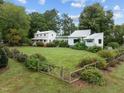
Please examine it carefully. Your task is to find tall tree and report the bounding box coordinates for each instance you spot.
[79,3,114,45]
[0,0,4,4]
[0,3,30,43]
[28,12,47,38]
[43,9,61,33]
[112,24,124,44]
[61,14,76,35]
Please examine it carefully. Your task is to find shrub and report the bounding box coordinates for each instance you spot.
[53,40,60,47]
[59,40,69,47]
[11,48,28,63]
[72,42,87,50]
[80,67,105,85]
[87,46,102,53]
[11,48,20,59]
[36,42,44,47]
[16,53,28,63]
[98,50,118,59]
[46,42,56,47]
[107,42,119,49]
[0,47,8,68]
[79,56,107,69]
[3,47,13,58]
[25,53,49,72]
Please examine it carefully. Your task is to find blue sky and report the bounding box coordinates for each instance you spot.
[9,0,124,25]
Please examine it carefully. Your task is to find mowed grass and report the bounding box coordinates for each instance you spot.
[12,47,104,70]
[1,59,124,93]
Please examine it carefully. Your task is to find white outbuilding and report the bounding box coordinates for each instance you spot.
[84,33,104,48]
[68,30,91,46]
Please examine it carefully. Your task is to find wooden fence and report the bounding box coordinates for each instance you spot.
[37,62,98,83]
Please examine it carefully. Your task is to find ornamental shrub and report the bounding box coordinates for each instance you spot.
[11,48,28,63]
[79,56,107,69]
[72,42,87,50]
[80,67,105,85]
[87,46,102,53]
[25,53,49,72]
[98,50,118,59]
[0,47,8,68]
[59,40,69,47]
[46,42,56,47]
[36,42,44,47]
[107,42,119,49]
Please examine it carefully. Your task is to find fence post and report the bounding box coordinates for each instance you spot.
[69,72,72,83]
[37,61,39,72]
[60,66,64,80]
[48,65,50,74]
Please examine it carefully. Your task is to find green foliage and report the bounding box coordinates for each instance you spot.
[61,14,76,35]
[36,42,44,47]
[28,12,47,38]
[79,3,114,45]
[79,56,107,69]
[0,47,8,68]
[3,46,12,58]
[0,3,30,44]
[98,50,118,59]
[46,42,56,47]
[87,46,102,53]
[59,40,69,47]
[44,9,61,33]
[72,42,87,50]
[6,29,21,46]
[26,54,48,71]
[11,48,28,62]
[0,0,4,4]
[112,25,124,44]
[107,42,120,49]
[80,67,105,85]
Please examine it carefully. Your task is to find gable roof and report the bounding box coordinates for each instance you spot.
[36,30,56,34]
[84,33,103,39]
[69,30,91,37]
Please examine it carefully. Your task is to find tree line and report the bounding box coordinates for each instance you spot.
[0,0,124,46]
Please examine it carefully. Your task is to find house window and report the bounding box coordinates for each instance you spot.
[44,34,46,36]
[52,34,53,36]
[74,39,80,43]
[44,40,46,42]
[98,39,102,44]
[87,39,93,43]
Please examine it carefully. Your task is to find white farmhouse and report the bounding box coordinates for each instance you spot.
[84,33,104,48]
[32,30,104,48]
[68,30,91,46]
[32,30,56,44]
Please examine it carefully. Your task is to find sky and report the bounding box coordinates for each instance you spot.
[9,0,124,25]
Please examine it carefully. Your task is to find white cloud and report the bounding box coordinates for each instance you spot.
[69,15,79,25]
[113,5,123,20]
[25,9,37,14]
[18,0,27,4]
[101,0,106,3]
[114,5,120,11]
[70,15,79,20]
[39,0,45,5]
[61,0,86,8]
[71,2,82,8]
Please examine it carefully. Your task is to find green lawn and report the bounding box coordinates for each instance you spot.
[0,59,124,93]
[13,47,103,70]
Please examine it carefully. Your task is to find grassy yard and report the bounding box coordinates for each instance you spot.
[0,59,124,93]
[12,47,104,70]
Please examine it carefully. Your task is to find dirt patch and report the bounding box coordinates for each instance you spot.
[0,66,9,73]
[72,80,87,88]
